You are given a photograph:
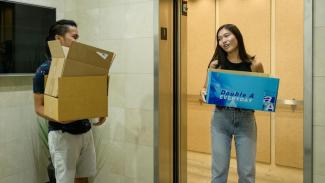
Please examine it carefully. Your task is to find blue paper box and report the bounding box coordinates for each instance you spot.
[206,69,280,112]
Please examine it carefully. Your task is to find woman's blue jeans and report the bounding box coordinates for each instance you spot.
[211,107,257,183]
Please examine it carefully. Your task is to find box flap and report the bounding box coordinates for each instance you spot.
[62,59,108,76]
[64,41,115,76]
[45,40,115,97]
[48,40,68,58]
[44,58,65,97]
[62,46,69,58]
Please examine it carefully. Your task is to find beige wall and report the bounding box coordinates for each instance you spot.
[217,0,271,73]
[186,0,215,153]
[313,0,325,182]
[274,0,304,169]
[187,0,215,95]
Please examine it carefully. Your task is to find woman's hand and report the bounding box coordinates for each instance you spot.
[93,117,106,126]
[201,60,217,104]
[200,88,207,103]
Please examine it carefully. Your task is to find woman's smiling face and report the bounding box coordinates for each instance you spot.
[217,27,238,54]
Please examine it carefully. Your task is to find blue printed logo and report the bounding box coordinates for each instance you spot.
[263,96,275,111]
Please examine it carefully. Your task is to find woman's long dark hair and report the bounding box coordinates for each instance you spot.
[45,19,77,59]
[209,24,254,68]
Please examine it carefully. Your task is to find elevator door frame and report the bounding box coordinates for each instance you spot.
[154,0,313,183]
[303,0,313,183]
[155,0,187,183]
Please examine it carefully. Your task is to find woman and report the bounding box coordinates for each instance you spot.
[201,24,264,183]
[33,19,105,183]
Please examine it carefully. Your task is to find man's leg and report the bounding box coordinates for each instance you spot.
[49,131,82,183]
[76,130,97,180]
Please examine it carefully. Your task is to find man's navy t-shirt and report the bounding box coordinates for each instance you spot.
[33,60,91,134]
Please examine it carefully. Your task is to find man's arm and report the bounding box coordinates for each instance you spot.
[34,93,47,118]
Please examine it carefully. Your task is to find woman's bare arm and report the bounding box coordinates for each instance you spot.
[251,60,264,73]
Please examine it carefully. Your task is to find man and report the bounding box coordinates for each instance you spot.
[33,19,105,183]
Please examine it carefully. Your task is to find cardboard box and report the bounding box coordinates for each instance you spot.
[44,76,109,122]
[44,40,115,122]
[206,69,280,112]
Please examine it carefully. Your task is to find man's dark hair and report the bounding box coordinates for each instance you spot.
[45,19,77,58]
[55,19,77,27]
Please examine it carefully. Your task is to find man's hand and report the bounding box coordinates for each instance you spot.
[93,117,106,126]
[200,88,207,103]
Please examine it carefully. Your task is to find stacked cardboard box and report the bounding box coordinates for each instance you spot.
[44,40,115,123]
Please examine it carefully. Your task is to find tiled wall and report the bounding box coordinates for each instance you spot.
[0,1,65,182]
[0,0,154,183]
[313,0,325,182]
[0,77,41,183]
[63,0,154,183]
